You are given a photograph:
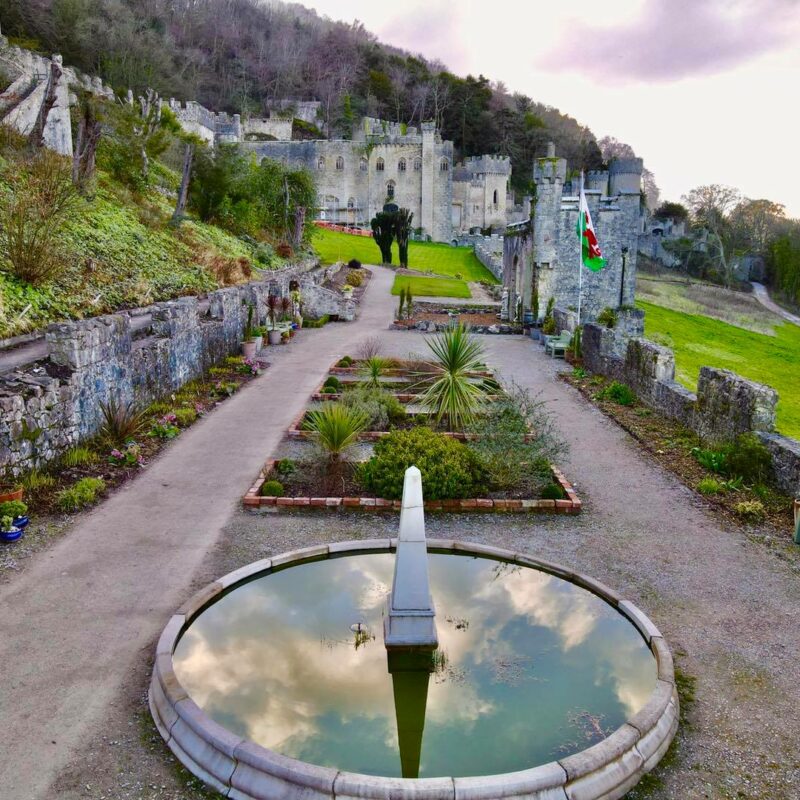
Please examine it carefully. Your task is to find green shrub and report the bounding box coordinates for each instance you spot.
[174,407,198,427]
[0,500,27,519]
[303,314,330,329]
[724,433,773,484]
[323,376,342,392]
[734,500,766,522]
[61,446,99,468]
[597,381,636,406]
[56,477,106,512]
[359,427,486,500]
[597,307,618,328]
[337,356,354,367]
[541,316,556,335]
[540,483,565,500]
[691,446,728,474]
[345,272,363,288]
[320,385,337,394]
[341,387,407,430]
[347,259,362,269]
[572,367,587,379]
[466,384,566,493]
[260,480,285,497]
[697,477,724,495]
[275,459,296,476]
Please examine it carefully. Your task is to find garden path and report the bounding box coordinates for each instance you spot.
[0,266,397,797]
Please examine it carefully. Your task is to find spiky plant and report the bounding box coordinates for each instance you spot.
[266,293,280,328]
[304,403,369,492]
[417,323,487,431]
[280,295,292,321]
[361,355,389,389]
[99,398,147,447]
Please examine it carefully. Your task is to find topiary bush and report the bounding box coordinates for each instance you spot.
[345,272,363,288]
[359,427,486,500]
[337,356,353,367]
[260,479,285,497]
[540,482,565,500]
[323,376,342,392]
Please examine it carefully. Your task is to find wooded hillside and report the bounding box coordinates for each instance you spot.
[0,0,606,193]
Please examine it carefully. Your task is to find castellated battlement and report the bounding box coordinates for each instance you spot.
[462,155,512,175]
[534,156,568,184]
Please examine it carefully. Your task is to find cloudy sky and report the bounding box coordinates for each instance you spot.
[300,0,800,217]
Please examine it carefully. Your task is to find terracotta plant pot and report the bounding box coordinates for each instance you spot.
[0,487,24,504]
[241,340,257,359]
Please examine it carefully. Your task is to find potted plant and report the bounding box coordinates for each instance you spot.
[1,512,23,543]
[252,325,265,353]
[241,303,257,359]
[281,330,291,345]
[0,499,28,531]
[266,295,282,345]
[290,289,303,327]
[0,473,24,504]
[280,296,292,323]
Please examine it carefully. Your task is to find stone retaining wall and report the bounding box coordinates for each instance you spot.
[0,259,359,475]
[581,323,800,495]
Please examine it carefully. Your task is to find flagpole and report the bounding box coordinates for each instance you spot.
[577,171,584,322]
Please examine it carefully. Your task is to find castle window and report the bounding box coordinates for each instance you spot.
[317,157,325,170]
[360,157,368,172]
[413,158,422,171]
[387,181,396,200]
[493,189,498,205]
[347,197,355,209]
[336,156,344,171]
[376,157,385,172]
[398,158,407,172]
[440,158,449,172]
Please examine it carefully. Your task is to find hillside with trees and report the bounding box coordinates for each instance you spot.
[0,0,607,194]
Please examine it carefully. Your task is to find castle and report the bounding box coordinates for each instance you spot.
[502,144,643,323]
[168,103,511,243]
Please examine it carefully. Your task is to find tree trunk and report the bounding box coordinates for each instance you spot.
[171,143,194,226]
[30,60,62,149]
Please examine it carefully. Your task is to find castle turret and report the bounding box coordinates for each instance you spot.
[609,158,643,195]
[586,170,609,195]
[420,122,437,238]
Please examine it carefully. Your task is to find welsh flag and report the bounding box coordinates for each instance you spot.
[576,186,606,272]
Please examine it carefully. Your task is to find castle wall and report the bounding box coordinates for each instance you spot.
[243,117,292,141]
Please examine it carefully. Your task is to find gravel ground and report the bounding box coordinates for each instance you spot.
[52,332,800,800]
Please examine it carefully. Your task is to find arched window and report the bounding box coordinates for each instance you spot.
[398,158,407,172]
[317,156,325,170]
[440,158,449,172]
[376,157,385,172]
[336,156,344,171]
[493,189,498,205]
[387,181,396,200]
[360,157,368,172]
[413,158,422,171]
[347,197,355,209]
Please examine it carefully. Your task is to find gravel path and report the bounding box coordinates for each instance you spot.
[4,298,800,799]
[751,281,800,326]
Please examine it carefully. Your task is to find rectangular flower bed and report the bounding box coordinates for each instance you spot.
[243,460,581,514]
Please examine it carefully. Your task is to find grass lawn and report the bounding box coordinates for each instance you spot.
[312,226,497,283]
[391,274,472,299]
[639,300,800,438]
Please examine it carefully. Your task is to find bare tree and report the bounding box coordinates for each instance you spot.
[171,142,194,226]
[72,94,102,192]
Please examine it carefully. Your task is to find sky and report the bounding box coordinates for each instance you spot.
[298,0,800,217]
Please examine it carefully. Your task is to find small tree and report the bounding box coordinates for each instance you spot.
[72,93,102,193]
[395,207,414,267]
[0,149,78,285]
[171,141,195,226]
[371,210,396,264]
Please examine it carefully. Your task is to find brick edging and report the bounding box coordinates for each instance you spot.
[243,460,582,513]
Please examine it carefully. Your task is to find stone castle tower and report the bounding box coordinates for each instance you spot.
[503,143,642,323]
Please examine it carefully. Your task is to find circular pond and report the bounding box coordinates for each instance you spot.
[151,541,678,800]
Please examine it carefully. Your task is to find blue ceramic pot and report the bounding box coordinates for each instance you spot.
[13,515,29,529]
[1,527,23,543]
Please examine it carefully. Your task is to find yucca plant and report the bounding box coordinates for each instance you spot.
[99,398,147,447]
[305,403,369,492]
[361,355,389,389]
[417,323,487,431]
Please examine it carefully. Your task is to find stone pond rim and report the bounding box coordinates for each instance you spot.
[149,539,679,800]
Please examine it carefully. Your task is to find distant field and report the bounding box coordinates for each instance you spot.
[391,275,472,299]
[312,227,497,284]
[636,274,778,335]
[639,300,800,438]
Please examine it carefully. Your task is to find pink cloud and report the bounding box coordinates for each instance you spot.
[538,0,799,82]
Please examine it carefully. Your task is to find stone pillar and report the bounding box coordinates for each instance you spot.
[532,148,567,315]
